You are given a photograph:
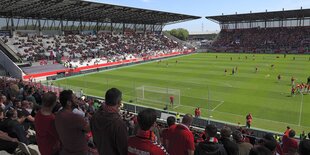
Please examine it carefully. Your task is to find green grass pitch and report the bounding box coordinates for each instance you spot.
[54,53,310,133]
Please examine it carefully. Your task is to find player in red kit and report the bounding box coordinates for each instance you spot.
[169,96,174,107]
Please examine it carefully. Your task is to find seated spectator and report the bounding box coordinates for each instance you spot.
[161,116,177,148]
[259,133,282,155]
[55,90,90,155]
[6,109,29,144]
[232,130,253,155]
[128,108,168,155]
[91,88,128,155]
[219,127,238,155]
[249,146,272,155]
[35,92,60,155]
[282,129,298,154]
[0,130,19,154]
[168,114,195,155]
[299,139,310,155]
[195,124,227,155]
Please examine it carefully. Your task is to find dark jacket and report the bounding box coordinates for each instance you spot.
[195,141,227,155]
[90,106,128,155]
[219,138,239,155]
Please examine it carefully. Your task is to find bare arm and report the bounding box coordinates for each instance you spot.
[188,150,194,155]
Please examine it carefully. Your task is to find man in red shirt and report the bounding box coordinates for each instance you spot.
[161,116,177,148]
[282,129,298,154]
[128,108,168,155]
[168,114,195,155]
[169,96,174,107]
[35,92,60,155]
[246,113,252,128]
[55,90,90,155]
[195,108,201,118]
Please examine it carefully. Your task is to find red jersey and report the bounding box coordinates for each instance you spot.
[168,124,195,155]
[282,135,298,153]
[34,111,60,155]
[170,96,174,102]
[161,124,177,147]
[128,130,168,155]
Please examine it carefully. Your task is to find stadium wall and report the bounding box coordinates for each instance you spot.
[0,50,24,79]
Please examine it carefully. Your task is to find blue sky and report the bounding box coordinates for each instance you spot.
[90,0,310,33]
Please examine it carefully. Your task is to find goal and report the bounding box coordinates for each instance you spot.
[135,85,180,107]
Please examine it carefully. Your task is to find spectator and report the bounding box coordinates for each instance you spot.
[0,94,5,110]
[8,109,29,144]
[299,139,310,155]
[0,130,19,154]
[232,130,253,155]
[195,124,227,155]
[55,90,90,155]
[282,129,298,154]
[249,146,272,155]
[91,88,128,155]
[161,116,177,148]
[35,92,60,155]
[219,127,238,155]
[168,114,195,155]
[260,133,282,155]
[128,108,168,155]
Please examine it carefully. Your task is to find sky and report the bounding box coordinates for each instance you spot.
[89,0,310,33]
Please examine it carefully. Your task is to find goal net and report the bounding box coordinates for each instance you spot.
[135,85,180,107]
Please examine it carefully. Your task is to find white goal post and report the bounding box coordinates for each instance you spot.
[135,85,181,107]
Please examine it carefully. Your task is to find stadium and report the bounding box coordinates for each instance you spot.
[0,0,309,154]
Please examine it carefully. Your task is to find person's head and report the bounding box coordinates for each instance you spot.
[105,88,122,108]
[137,108,157,131]
[6,109,17,120]
[220,126,232,138]
[21,100,30,109]
[205,124,218,138]
[308,132,310,139]
[232,130,243,142]
[167,116,176,127]
[249,146,272,155]
[287,126,290,130]
[59,90,76,109]
[42,92,57,109]
[289,130,296,138]
[13,99,21,108]
[181,114,193,127]
[299,140,310,155]
[16,109,28,123]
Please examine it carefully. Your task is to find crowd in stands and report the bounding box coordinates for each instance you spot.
[0,76,310,155]
[212,27,310,53]
[0,32,184,68]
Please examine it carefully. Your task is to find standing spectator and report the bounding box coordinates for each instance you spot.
[128,108,168,155]
[282,129,298,154]
[219,127,238,155]
[161,116,177,148]
[246,113,252,128]
[55,90,90,155]
[168,114,195,155]
[91,88,128,155]
[232,130,253,155]
[35,92,60,155]
[299,139,310,155]
[195,124,227,155]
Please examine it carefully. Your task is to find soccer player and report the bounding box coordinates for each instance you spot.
[291,86,296,96]
[277,74,281,81]
[169,96,174,107]
[255,67,258,73]
[235,66,238,73]
[291,77,295,86]
[175,60,178,64]
[230,57,232,61]
[232,68,235,75]
[224,69,227,76]
[216,55,218,59]
[166,62,168,68]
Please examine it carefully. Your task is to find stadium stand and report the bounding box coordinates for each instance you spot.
[206,9,310,53]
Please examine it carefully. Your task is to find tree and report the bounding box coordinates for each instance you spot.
[167,28,189,41]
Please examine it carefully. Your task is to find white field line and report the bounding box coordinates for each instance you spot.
[211,101,225,111]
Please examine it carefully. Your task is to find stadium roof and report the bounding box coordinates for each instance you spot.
[0,0,200,25]
[206,8,310,23]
